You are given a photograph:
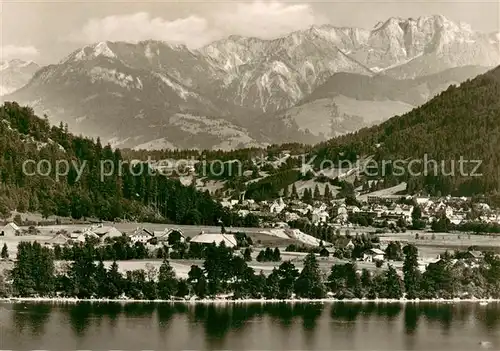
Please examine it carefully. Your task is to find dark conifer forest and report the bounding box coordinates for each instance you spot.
[0,102,237,224]
[313,66,500,196]
[1,66,500,220]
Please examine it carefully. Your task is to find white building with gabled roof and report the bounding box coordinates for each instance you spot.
[363,248,385,262]
[190,232,237,248]
[270,197,286,214]
[129,227,154,244]
[93,226,123,240]
[154,228,186,244]
[1,222,20,237]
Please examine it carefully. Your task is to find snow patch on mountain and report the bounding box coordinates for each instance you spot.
[153,73,198,100]
[94,42,117,58]
[88,67,142,89]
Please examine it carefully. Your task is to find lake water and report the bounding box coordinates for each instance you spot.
[1,302,499,350]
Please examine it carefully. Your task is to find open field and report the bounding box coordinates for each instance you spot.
[0,223,305,258]
[2,222,500,260]
[54,255,393,279]
[0,242,394,279]
[1,222,500,278]
[380,231,500,257]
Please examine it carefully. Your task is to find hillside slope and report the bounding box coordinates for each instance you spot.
[0,60,39,96]
[314,65,500,195]
[4,15,498,150]
[258,65,490,142]
[0,102,240,224]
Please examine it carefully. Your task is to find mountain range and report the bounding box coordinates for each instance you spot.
[313,65,500,196]
[3,15,499,150]
[0,59,40,96]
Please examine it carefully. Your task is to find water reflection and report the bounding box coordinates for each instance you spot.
[404,304,419,334]
[68,302,94,337]
[1,301,499,350]
[11,303,52,336]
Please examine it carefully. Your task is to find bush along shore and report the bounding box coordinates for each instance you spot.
[1,241,500,301]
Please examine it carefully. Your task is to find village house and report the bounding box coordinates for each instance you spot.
[345,240,355,250]
[270,198,286,214]
[190,231,237,248]
[312,206,329,224]
[417,257,441,273]
[463,250,484,261]
[363,248,385,263]
[347,206,361,214]
[92,226,123,241]
[129,227,155,244]
[153,228,186,245]
[332,204,348,224]
[1,222,20,237]
[47,233,70,247]
[220,200,233,209]
[284,211,301,222]
[415,196,431,205]
[81,225,122,242]
[237,209,250,218]
[70,231,97,243]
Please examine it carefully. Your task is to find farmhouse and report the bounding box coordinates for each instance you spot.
[363,248,385,263]
[1,222,20,237]
[47,233,70,246]
[154,228,186,244]
[92,226,123,240]
[70,232,91,243]
[270,198,286,214]
[463,250,484,261]
[190,232,237,248]
[129,228,155,244]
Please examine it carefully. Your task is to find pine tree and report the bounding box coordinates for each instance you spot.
[360,268,372,292]
[291,184,298,199]
[277,261,299,299]
[313,184,321,200]
[107,261,123,299]
[243,247,252,262]
[403,245,421,299]
[157,258,178,299]
[295,253,325,298]
[273,247,281,261]
[70,241,97,298]
[382,265,403,299]
[11,242,36,296]
[324,184,332,200]
[302,188,312,204]
[1,244,8,259]
[188,265,206,298]
[264,269,280,299]
[283,185,289,198]
[95,260,108,297]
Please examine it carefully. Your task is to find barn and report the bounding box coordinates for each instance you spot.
[1,223,20,237]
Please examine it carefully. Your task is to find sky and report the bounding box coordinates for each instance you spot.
[1,0,499,64]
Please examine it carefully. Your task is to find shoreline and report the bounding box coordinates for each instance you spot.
[2,297,500,304]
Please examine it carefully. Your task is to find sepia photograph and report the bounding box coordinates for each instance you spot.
[0,0,499,349]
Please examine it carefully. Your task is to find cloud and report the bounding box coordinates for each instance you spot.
[1,45,40,61]
[214,1,327,39]
[65,1,325,48]
[67,12,215,48]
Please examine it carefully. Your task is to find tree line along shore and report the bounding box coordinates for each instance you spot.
[1,238,500,301]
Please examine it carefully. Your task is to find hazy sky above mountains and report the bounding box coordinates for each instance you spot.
[1,0,499,64]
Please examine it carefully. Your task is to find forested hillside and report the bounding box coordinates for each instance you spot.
[314,66,500,196]
[0,102,238,225]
